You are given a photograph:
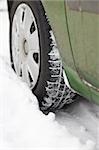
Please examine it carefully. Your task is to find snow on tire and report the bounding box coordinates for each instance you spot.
[41,30,76,113]
[9,0,76,114]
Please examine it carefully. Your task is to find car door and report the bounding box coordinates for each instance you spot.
[65,0,99,90]
[80,0,99,89]
[65,0,88,80]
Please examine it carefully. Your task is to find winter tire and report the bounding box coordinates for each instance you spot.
[8,0,76,114]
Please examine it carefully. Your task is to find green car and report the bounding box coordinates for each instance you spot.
[7,0,99,114]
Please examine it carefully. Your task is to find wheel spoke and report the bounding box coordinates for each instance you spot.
[28,30,39,52]
[27,51,39,83]
[21,62,30,86]
[15,7,23,31]
[13,53,21,76]
[13,9,23,38]
[23,6,34,35]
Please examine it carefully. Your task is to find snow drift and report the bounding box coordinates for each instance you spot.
[0,55,95,150]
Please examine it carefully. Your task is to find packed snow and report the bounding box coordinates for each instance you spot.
[0,1,99,149]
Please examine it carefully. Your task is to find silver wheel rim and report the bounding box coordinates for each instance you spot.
[12,3,40,89]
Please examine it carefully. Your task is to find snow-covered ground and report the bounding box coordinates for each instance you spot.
[0,1,99,150]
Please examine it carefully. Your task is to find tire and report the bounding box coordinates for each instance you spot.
[9,0,76,114]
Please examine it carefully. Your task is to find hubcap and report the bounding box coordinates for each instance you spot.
[12,3,40,89]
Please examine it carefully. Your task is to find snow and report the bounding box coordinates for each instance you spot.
[0,1,99,149]
[0,0,7,11]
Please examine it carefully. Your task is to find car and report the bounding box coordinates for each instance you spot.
[7,0,99,114]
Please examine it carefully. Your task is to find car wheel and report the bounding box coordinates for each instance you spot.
[9,0,76,114]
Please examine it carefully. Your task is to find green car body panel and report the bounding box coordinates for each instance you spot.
[42,0,99,105]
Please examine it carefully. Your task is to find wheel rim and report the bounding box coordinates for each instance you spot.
[12,3,40,89]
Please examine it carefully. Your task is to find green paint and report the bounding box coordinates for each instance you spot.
[81,12,99,88]
[42,0,99,105]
